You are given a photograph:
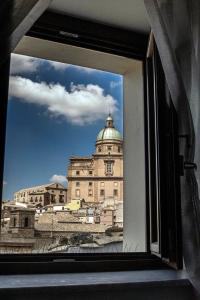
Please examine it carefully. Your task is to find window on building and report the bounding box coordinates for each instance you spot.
[98,147,101,152]
[51,195,56,203]
[35,197,38,202]
[89,170,93,175]
[76,182,80,187]
[88,189,93,196]
[39,197,42,202]
[13,217,16,227]
[75,189,80,197]
[76,171,80,175]
[100,182,105,187]
[107,146,112,151]
[24,217,29,228]
[118,146,121,153]
[114,189,118,197]
[105,160,113,175]
[114,182,118,187]
[89,182,92,186]
[59,195,64,202]
[100,189,105,196]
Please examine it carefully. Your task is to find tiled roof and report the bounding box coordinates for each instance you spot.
[37,212,81,224]
[35,223,107,233]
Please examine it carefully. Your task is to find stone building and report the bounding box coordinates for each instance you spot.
[67,114,123,205]
[9,208,35,238]
[14,183,67,206]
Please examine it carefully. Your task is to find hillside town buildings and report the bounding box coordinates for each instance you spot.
[14,183,67,206]
[1,115,123,252]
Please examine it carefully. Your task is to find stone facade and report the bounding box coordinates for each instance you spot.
[67,115,123,206]
[9,208,35,238]
[14,183,67,206]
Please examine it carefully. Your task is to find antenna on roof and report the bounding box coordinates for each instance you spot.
[107,99,111,117]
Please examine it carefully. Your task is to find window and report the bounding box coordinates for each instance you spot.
[51,195,56,203]
[100,189,105,196]
[59,195,64,202]
[105,160,113,175]
[0,9,182,273]
[114,189,118,197]
[88,189,93,196]
[24,217,29,228]
[118,146,121,153]
[89,170,93,175]
[76,182,80,187]
[100,182,105,187]
[89,182,92,186]
[75,189,80,197]
[13,217,16,227]
[114,182,118,187]
[107,146,112,151]
[98,147,101,152]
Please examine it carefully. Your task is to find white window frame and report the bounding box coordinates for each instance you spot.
[14,37,146,252]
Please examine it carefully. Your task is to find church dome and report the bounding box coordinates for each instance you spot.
[96,115,122,142]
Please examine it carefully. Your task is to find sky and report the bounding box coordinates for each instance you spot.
[2,53,123,200]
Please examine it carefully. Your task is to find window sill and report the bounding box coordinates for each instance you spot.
[0,270,194,300]
[0,269,188,289]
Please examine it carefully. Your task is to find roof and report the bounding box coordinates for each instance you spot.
[96,115,122,142]
[37,212,81,224]
[70,156,93,161]
[97,127,122,141]
[15,183,66,194]
[35,223,107,233]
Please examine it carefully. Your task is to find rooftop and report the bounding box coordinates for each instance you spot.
[96,114,122,142]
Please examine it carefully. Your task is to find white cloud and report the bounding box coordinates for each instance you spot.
[10,54,41,74]
[3,181,7,185]
[9,76,117,125]
[72,65,97,73]
[110,80,122,89]
[50,175,67,185]
[10,53,96,74]
[47,60,70,71]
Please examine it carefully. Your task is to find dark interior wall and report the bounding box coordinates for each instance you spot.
[144,0,200,296]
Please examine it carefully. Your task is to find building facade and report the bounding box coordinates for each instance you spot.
[67,115,123,205]
[14,183,67,207]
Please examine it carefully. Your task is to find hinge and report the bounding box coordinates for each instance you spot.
[179,155,197,176]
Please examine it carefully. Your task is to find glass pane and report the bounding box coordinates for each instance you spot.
[1,53,125,253]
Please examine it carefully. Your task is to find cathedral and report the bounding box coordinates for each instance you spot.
[67,114,123,205]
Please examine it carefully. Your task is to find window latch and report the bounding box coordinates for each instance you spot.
[179,155,197,176]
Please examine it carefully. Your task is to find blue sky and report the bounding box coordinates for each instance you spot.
[2,54,123,200]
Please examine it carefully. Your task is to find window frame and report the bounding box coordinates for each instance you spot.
[0,11,181,274]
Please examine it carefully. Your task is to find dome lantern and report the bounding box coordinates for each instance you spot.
[96,114,122,142]
[106,114,114,128]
